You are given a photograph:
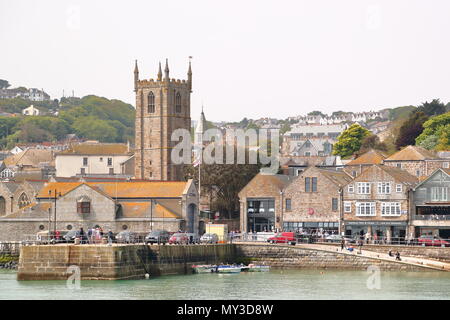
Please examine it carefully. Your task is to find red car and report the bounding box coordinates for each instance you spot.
[169,233,189,245]
[418,235,450,247]
[267,232,296,245]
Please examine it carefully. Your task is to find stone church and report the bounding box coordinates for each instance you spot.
[134,59,192,181]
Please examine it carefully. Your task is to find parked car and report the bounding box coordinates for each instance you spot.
[169,233,189,244]
[418,235,450,247]
[325,234,353,243]
[116,231,139,243]
[186,233,200,244]
[267,232,296,245]
[200,233,219,244]
[145,230,170,244]
[63,230,79,243]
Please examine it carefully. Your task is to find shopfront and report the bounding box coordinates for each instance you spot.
[344,221,407,241]
[247,198,276,232]
[283,221,339,234]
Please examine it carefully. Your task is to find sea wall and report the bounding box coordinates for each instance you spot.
[235,244,435,272]
[318,243,450,263]
[17,244,235,280]
[0,242,20,269]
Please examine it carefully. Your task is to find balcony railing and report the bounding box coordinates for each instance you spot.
[412,215,450,221]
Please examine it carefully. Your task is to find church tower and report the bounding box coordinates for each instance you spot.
[134,59,192,180]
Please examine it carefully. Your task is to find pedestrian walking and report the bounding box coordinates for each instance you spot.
[396,251,401,261]
[340,238,345,251]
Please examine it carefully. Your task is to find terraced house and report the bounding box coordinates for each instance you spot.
[342,165,418,241]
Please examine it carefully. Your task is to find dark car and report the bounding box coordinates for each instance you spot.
[116,231,139,244]
[145,230,170,244]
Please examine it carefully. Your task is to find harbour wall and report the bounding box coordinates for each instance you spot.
[234,244,436,272]
[0,242,20,269]
[17,244,235,280]
[17,242,441,280]
[318,243,450,263]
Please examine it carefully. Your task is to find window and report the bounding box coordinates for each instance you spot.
[305,177,311,192]
[332,198,338,211]
[18,193,31,209]
[396,163,402,168]
[77,198,91,214]
[348,184,354,193]
[107,158,113,166]
[305,152,311,156]
[109,168,114,175]
[396,184,403,192]
[0,196,5,216]
[444,162,450,169]
[431,187,449,202]
[357,182,371,194]
[175,92,181,113]
[148,91,155,113]
[356,202,376,216]
[381,202,401,216]
[377,182,391,194]
[80,168,85,175]
[312,177,317,192]
[416,170,421,177]
[352,171,357,177]
[285,198,292,211]
[344,201,352,213]
[83,157,88,166]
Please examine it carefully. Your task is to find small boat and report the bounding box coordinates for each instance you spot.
[192,265,216,273]
[216,265,241,273]
[247,264,270,272]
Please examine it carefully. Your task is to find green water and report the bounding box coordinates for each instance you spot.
[1,269,449,300]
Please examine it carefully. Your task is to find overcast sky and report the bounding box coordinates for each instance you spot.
[1,0,449,122]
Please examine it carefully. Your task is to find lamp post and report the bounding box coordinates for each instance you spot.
[48,189,61,242]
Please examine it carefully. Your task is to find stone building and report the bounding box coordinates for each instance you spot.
[343,149,386,178]
[134,59,192,181]
[283,167,353,234]
[0,180,45,217]
[383,145,450,178]
[1,148,55,181]
[411,168,450,238]
[0,179,198,241]
[342,165,418,241]
[238,174,292,233]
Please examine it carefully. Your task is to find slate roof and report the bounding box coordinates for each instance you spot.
[385,146,439,161]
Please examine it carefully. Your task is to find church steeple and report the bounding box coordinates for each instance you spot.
[134,60,139,92]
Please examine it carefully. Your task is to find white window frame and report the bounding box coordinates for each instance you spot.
[431,187,449,202]
[344,201,352,213]
[356,202,376,216]
[396,184,403,193]
[377,182,391,194]
[444,162,450,169]
[381,202,401,216]
[357,182,371,194]
[348,184,354,193]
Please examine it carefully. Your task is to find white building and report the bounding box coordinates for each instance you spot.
[22,105,40,116]
[55,142,134,177]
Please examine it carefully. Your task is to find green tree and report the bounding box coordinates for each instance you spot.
[0,79,10,89]
[395,111,428,149]
[416,112,450,150]
[72,117,118,142]
[333,124,371,158]
[359,134,387,154]
[416,99,446,117]
[308,110,326,117]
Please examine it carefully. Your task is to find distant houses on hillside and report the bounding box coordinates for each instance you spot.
[0,88,50,101]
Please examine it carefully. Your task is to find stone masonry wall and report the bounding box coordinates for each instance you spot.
[235,244,435,272]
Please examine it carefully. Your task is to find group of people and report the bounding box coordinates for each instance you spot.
[77,227,114,244]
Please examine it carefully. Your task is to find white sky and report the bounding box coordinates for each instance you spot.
[1,0,449,122]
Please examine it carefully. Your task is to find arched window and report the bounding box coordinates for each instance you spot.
[175,92,181,113]
[0,196,5,216]
[147,91,155,113]
[18,193,30,209]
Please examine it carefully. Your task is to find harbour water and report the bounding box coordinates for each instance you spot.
[1,269,450,300]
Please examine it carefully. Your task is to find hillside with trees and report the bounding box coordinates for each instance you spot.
[0,95,135,149]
